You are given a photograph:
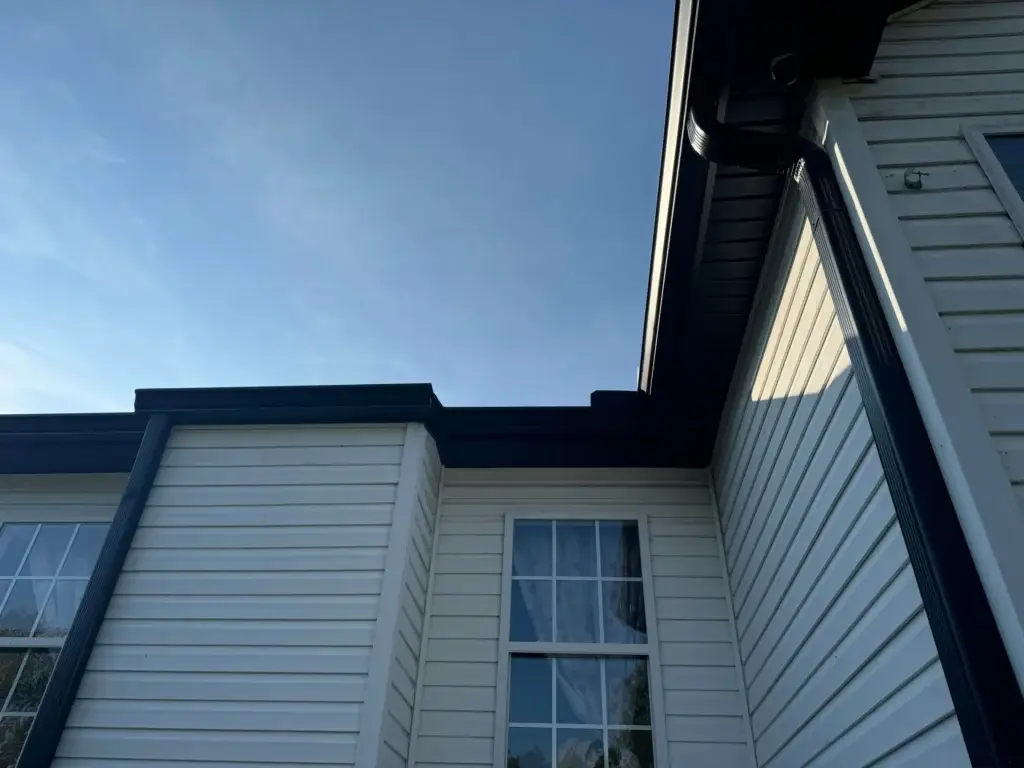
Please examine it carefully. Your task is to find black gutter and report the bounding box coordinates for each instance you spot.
[18,414,172,768]
[687,95,1024,766]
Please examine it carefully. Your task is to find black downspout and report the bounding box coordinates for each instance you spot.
[17,414,172,768]
[688,96,1024,766]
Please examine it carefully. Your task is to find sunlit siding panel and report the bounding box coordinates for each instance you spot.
[712,191,969,766]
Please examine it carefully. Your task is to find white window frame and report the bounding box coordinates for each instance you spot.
[493,510,669,768]
[962,122,1024,240]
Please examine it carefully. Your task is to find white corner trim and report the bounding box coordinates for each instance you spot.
[813,82,1024,690]
[491,512,516,768]
[406,462,444,768]
[962,122,1024,241]
[637,513,671,768]
[355,423,428,768]
[709,480,757,767]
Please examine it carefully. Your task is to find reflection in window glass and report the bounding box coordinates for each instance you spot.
[513,521,552,578]
[508,726,552,768]
[988,134,1024,197]
[602,581,647,645]
[0,717,32,768]
[20,526,74,578]
[0,583,45,638]
[556,728,603,768]
[0,528,34,578]
[599,522,642,579]
[36,581,87,638]
[0,522,109,766]
[609,729,654,768]
[511,581,553,643]
[555,582,599,643]
[556,522,596,578]
[508,656,653,768]
[7,650,57,713]
[604,658,650,727]
[509,656,551,724]
[555,658,601,725]
[61,525,108,578]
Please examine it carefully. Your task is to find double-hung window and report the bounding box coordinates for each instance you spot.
[0,523,108,766]
[498,518,663,768]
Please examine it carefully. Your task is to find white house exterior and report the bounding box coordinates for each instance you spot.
[3,1,1024,767]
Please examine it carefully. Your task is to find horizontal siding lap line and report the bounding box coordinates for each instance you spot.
[732,400,868,619]
[740,451,884,669]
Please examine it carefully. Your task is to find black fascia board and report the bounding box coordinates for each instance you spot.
[135,383,681,469]
[0,384,685,474]
[0,413,148,475]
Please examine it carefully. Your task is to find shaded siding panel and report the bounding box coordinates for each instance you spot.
[0,473,127,522]
[849,0,1024,511]
[53,424,406,767]
[712,202,968,766]
[382,435,441,767]
[413,469,753,768]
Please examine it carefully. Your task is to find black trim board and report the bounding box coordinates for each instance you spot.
[0,385,683,472]
[687,98,1024,765]
[0,413,147,475]
[135,385,685,469]
[17,414,172,768]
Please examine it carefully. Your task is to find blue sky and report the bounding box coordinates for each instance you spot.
[0,1,674,412]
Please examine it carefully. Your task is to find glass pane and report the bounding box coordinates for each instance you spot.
[599,522,642,579]
[0,717,32,768]
[555,581,599,643]
[508,726,552,768]
[602,581,647,645]
[60,525,108,577]
[511,580,553,642]
[608,730,654,768]
[0,582,49,637]
[0,652,25,705]
[605,658,650,726]
[555,728,603,768]
[989,135,1024,194]
[0,527,36,577]
[7,650,58,713]
[556,522,596,577]
[509,656,552,724]
[20,525,75,578]
[554,657,602,725]
[513,521,552,578]
[34,580,87,638]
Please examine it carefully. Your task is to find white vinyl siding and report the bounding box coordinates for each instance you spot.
[411,469,753,768]
[373,431,442,768]
[846,0,1024,515]
[712,191,970,766]
[52,424,409,768]
[0,474,127,523]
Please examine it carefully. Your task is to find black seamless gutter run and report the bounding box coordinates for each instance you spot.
[687,95,1024,766]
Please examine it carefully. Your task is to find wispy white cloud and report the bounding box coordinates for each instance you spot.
[0,341,123,413]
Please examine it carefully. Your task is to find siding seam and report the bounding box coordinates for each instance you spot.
[355,424,427,768]
[406,464,444,768]
[710,479,758,767]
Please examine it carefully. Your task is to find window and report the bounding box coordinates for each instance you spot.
[500,519,662,768]
[0,523,108,767]
[963,124,1024,239]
